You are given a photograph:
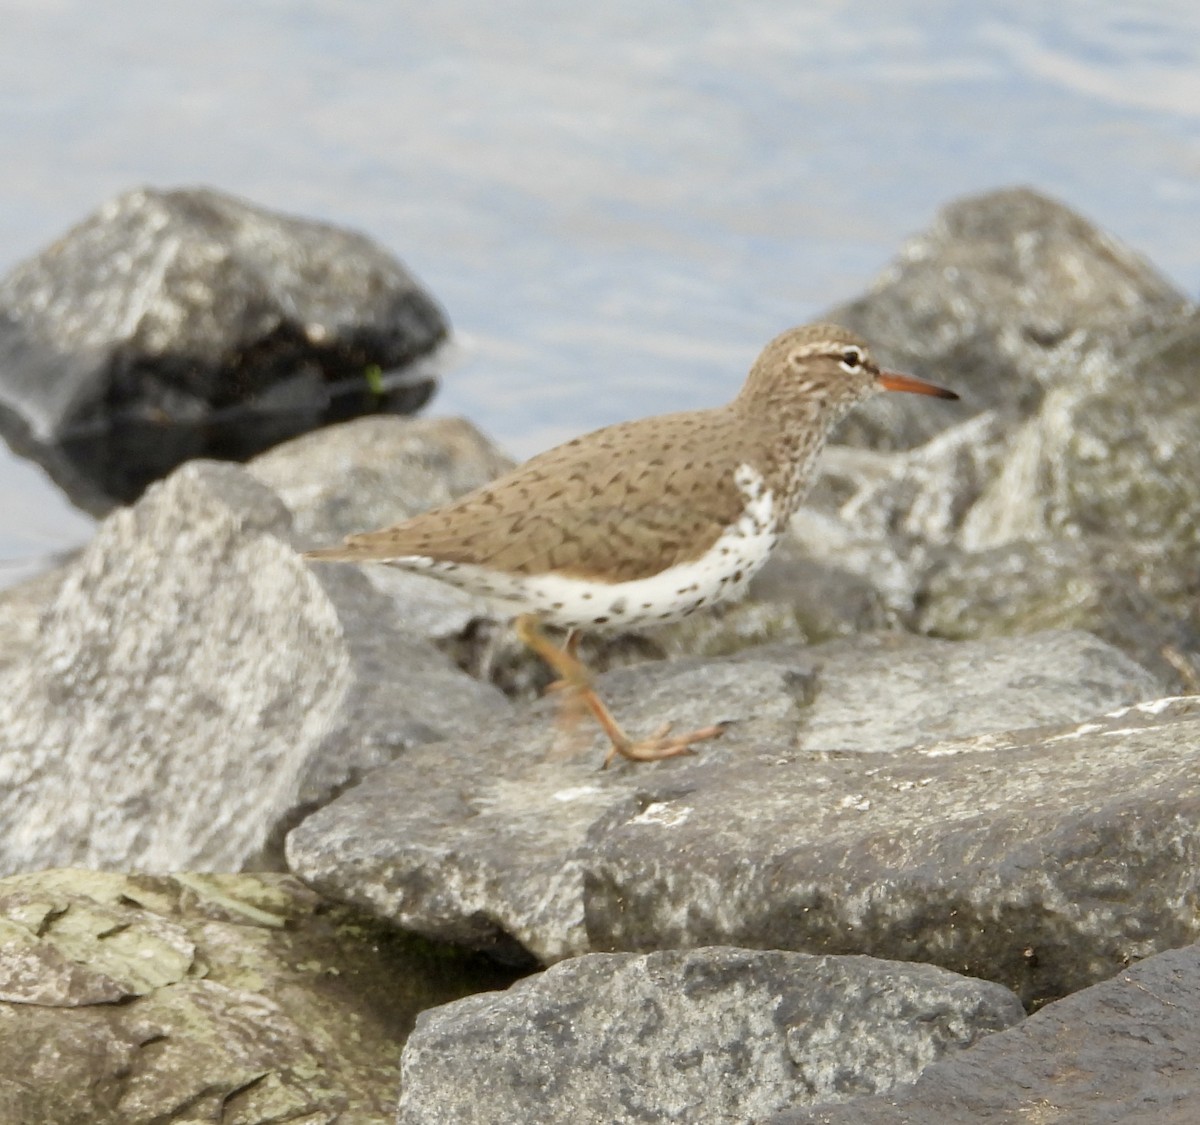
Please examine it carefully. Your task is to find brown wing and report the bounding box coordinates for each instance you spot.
[304,407,751,582]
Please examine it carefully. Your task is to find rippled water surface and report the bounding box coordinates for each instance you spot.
[2,1,1199,583]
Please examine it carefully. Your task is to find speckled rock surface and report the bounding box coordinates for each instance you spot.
[397,948,1024,1125]
[0,459,508,875]
[249,413,514,548]
[0,869,515,1125]
[286,631,1176,999]
[826,186,1189,451]
[770,940,1200,1125]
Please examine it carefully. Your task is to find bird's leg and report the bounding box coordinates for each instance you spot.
[513,615,725,768]
[541,629,589,737]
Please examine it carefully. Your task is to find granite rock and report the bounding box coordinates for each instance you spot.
[0,459,509,874]
[397,948,1024,1125]
[826,186,1189,451]
[771,940,1200,1125]
[286,630,1176,998]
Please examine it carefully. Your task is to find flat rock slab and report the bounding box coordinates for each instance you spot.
[397,947,1024,1125]
[286,631,1184,1002]
[0,459,509,874]
[0,869,515,1125]
[771,940,1200,1125]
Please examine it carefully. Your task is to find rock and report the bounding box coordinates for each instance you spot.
[248,414,514,548]
[960,310,1200,577]
[783,350,1200,690]
[397,948,1024,1125]
[914,538,1200,692]
[0,869,516,1125]
[769,940,1200,1125]
[827,186,1190,451]
[249,413,516,644]
[0,459,509,875]
[0,562,71,678]
[286,631,1176,997]
[0,186,448,513]
[776,629,1156,754]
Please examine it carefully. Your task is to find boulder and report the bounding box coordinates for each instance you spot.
[397,948,1024,1125]
[0,459,509,875]
[285,630,1180,1001]
[826,186,1189,450]
[0,186,448,512]
[770,939,1200,1125]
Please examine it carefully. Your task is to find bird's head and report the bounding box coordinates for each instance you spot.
[738,323,958,422]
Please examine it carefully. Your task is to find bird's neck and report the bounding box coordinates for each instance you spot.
[730,397,842,524]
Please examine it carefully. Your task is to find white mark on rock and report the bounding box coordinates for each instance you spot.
[552,785,604,803]
[630,802,692,828]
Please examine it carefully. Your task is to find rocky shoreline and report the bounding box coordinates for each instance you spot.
[0,185,1198,1122]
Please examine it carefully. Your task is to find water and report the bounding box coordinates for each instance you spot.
[2,0,1199,586]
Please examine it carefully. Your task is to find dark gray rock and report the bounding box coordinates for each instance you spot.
[0,459,509,875]
[396,948,1024,1125]
[0,868,515,1125]
[0,186,448,512]
[286,631,1176,997]
[770,940,1200,1125]
[827,186,1190,451]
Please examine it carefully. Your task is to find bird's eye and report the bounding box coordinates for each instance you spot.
[839,347,865,373]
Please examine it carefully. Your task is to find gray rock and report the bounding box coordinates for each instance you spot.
[397,948,1024,1125]
[0,186,448,512]
[826,186,1189,451]
[250,412,515,643]
[586,695,1200,1008]
[914,538,1200,692]
[770,939,1200,1125]
[0,562,70,678]
[960,311,1200,577]
[286,631,1175,997]
[0,869,515,1125]
[248,413,514,547]
[0,459,509,874]
[783,629,1157,754]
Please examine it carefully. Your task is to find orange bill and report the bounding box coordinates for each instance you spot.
[876,369,959,399]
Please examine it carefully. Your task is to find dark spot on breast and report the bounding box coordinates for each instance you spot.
[594,615,609,625]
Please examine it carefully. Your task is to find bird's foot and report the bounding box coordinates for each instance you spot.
[601,721,727,769]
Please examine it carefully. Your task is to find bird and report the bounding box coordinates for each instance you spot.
[304,323,958,767]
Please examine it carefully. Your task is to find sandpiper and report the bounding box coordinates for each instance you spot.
[305,323,957,766]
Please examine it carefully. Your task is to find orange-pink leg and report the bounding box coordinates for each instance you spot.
[514,614,725,768]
